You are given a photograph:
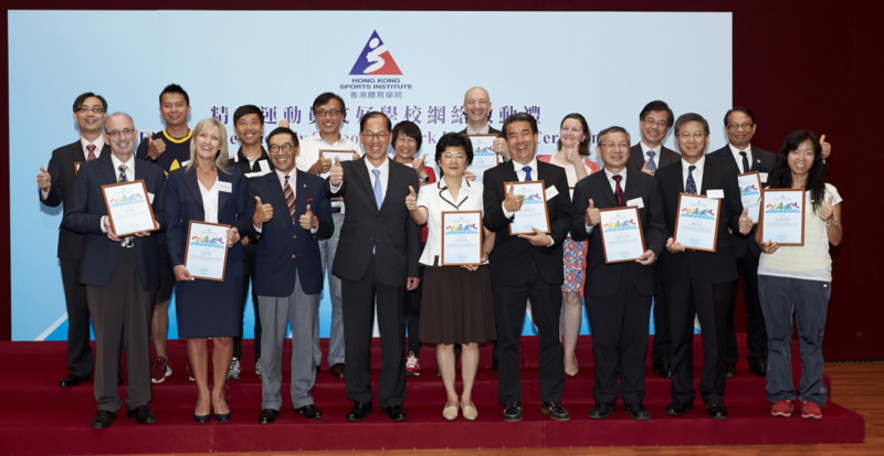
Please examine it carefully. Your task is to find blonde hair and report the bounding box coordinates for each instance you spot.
[187,117,230,173]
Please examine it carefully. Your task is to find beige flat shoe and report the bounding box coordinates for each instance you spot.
[462,402,478,421]
[443,403,458,421]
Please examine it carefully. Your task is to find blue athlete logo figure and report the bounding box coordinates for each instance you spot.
[349,30,402,75]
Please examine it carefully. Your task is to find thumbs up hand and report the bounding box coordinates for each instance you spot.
[738,207,753,235]
[820,134,832,160]
[299,203,318,231]
[37,166,51,191]
[253,195,274,226]
[329,157,344,186]
[405,185,418,211]
[819,194,835,225]
[147,136,166,159]
[585,198,601,226]
[503,184,524,212]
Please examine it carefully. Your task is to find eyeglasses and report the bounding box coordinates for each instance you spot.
[269,143,295,154]
[78,106,105,114]
[362,131,389,141]
[678,131,706,140]
[600,142,630,149]
[106,128,135,137]
[315,109,342,117]
[643,118,668,128]
[726,123,754,131]
[442,153,467,161]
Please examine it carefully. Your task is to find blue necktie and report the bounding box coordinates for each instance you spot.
[372,169,383,209]
[647,151,657,171]
[118,164,133,247]
[118,164,128,183]
[685,165,697,194]
[522,165,532,181]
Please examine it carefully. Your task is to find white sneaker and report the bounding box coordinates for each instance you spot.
[405,352,420,377]
[227,357,241,380]
[255,359,262,379]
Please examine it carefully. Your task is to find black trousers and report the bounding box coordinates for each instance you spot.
[725,253,768,365]
[650,262,671,365]
[60,258,93,378]
[233,242,261,361]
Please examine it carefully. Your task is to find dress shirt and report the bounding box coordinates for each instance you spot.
[81,136,106,160]
[296,131,361,173]
[640,140,662,165]
[100,153,136,233]
[367,157,391,201]
[466,124,492,135]
[728,143,753,173]
[681,156,706,194]
[585,168,629,233]
[198,176,220,224]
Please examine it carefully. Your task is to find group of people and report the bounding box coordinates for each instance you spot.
[37,84,842,429]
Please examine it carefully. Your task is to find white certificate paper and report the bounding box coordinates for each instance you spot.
[760,189,805,246]
[184,221,231,281]
[738,172,762,224]
[441,211,483,265]
[466,135,499,183]
[101,180,158,237]
[674,193,721,252]
[320,149,357,179]
[599,207,646,263]
[505,181,550,235]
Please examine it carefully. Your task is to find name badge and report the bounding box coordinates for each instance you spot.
[759,172,769,184]
[148,192,155,203]
[216,181,232,193]
[626,197,644,209]
[706,189,724,199]
[545,185,559,200]
[258,159,271,173]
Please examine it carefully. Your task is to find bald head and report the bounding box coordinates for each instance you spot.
[463,86,492,129]
[103,112,137,160]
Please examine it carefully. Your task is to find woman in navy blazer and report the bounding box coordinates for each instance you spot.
[165,118,248,423]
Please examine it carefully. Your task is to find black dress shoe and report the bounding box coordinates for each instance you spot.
[127,405,157,424]
[346,401,373,422]
[624,402,650,420]
[726,363,737,378]
[330,363,345,379]
[540,401,570,421]
[588,402,616,420]
[651,362,672,379]
[383,405,408,422]
[665,400,694,416]
[503,401,523,422]
[258,408,279,424]
[193,413,210,423]
[706,402,728,419]
[90,410,116,429]
[295,404,323,419]
[749,361,768,377]
[59,373,89,387]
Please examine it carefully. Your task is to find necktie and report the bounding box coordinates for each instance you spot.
[740,150,750,173]
[522,165,532,181]
[283,175,296,221]
[685,165,697,194]
[613,175,624,205]
[646,151,657,171]
[86,144,96,161]
[118,164,128,183]
[117,164,133,247]
[372,169,383,209]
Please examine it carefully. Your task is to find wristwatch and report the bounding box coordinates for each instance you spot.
[419,175,430,184]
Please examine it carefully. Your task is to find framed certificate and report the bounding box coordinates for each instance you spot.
[674,193,721,252]
[441,211,483,266]
[465,134,499,183]
[320,149,358,180]
[184,221,231,281]
[505,180,551,235]
[598,206,646,263]
[737,171,762,224]
[759,189,805,246]
[101,179,159,237]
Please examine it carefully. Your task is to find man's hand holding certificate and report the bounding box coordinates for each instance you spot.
[505,181,551,241]
[101,180,159,237]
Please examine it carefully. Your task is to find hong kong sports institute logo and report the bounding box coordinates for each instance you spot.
[349,30,402,75]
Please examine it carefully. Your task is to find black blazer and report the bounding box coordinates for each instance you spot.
[707,144,776,257]
[326,157,420,285]
[42,140,111,260]
[571,170,666,297]
[458,126,503,137]
[655,159,741,285]
[62,153,166,290]
[628,143,680,172]
[483,160,572,286]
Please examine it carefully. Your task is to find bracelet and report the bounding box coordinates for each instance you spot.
[826,219,838,228]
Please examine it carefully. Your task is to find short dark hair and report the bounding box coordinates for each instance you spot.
[596,126,631,145]
[392,121,422,152]
[556,113,591,157]
[435,133,474,176]
[313,92,346,117]
[503,112,538,136]
[724,106,756,126]
[639,100,674,128]
[160,83,189,106]
[359,111,392,133]
[265,126,300,147]
[674,112,709,136]
[73,92,107,113]
[233,105,264,125]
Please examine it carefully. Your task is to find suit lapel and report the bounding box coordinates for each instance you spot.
[217,170,231,219]
[97,153,117,185]
[184,169,206,221]
[592,172,619,207]
[351,158,378,212]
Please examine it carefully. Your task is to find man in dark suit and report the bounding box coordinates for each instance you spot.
[706,107,775,378]
[655,113,753,420]
[247,127,333,424]
[37,92,109,387]
[483,112,572,422]
[571,126,665,421]
[327,111,420,422]
[63,113,166,429]
[627,100,680,379]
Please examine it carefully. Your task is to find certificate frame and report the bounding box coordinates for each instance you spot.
[320,149,357,164]
[673,193,721,252]
[465,134,500,183]
[101,179,159,237]
[504,180,551,235]
[598,206,647,264]
[440,211,483,266]
[184,221,231,282]
[737,171,763,224]
[759,188,805,246]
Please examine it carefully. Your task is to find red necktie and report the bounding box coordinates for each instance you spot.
[86,144,96,161]
[613,174,624,205]
[284,175,296,221]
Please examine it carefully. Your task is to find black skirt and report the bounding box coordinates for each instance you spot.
[419,264,496,345]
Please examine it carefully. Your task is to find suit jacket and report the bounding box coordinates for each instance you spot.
[655,159,741,285]
[42,140,111,260]
[571,170,665,297]
[62,152,166,290]
[165,166,249,272]
[483,160,572,286]
[707,144,776,257]
[458,126,503,137]
[247,170,333,296]
[628,143,680,172]
[326,157,420,285]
